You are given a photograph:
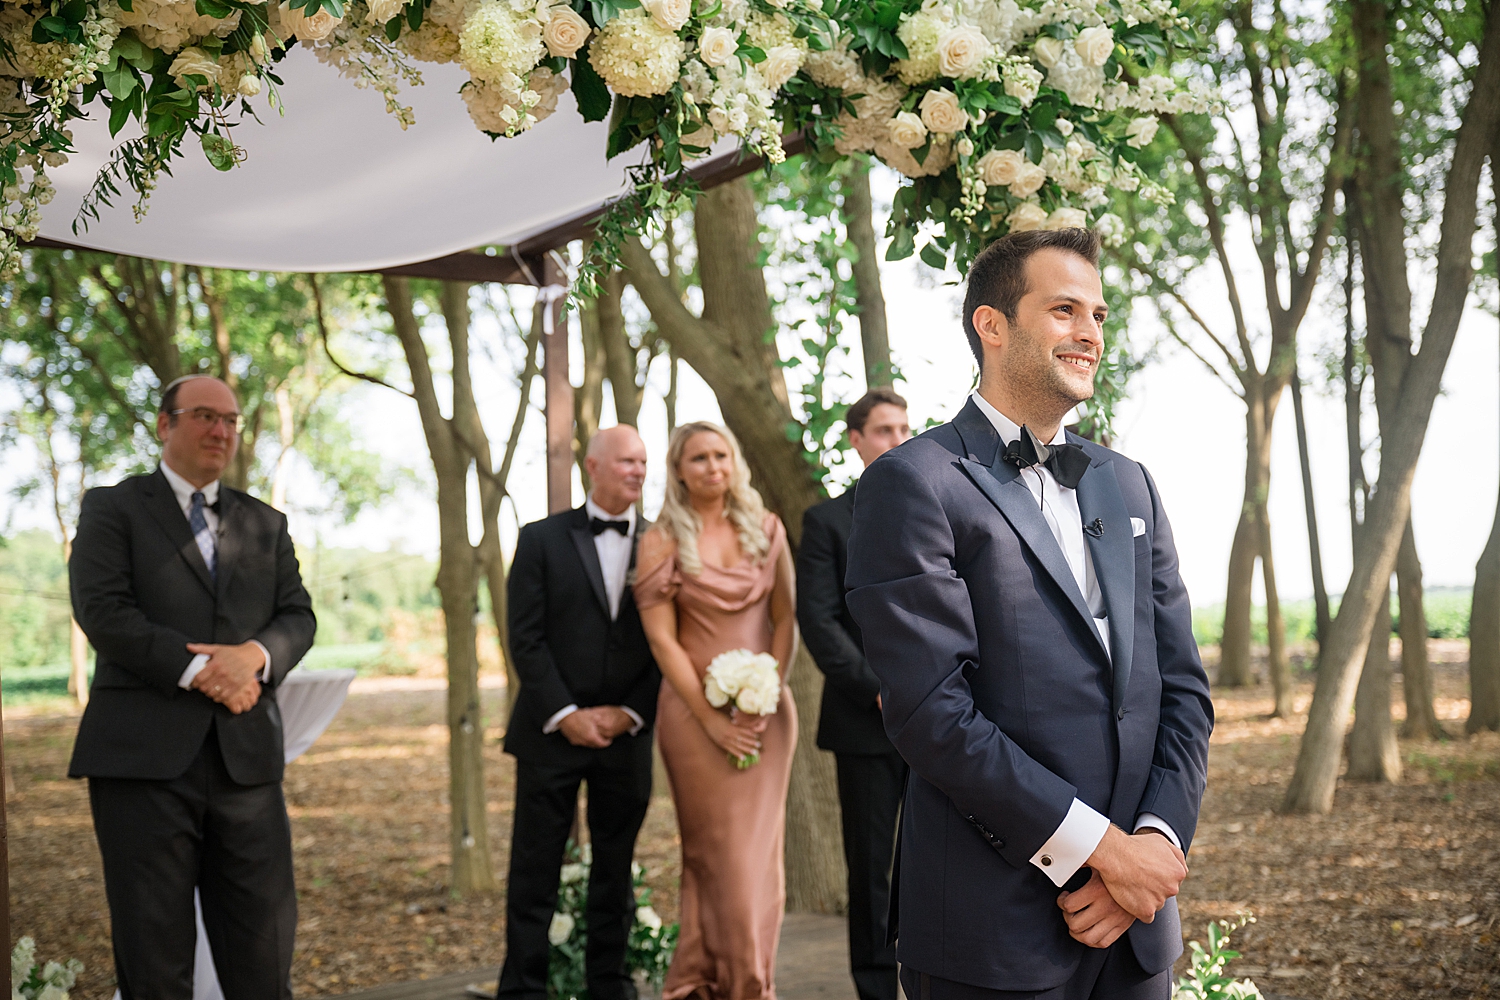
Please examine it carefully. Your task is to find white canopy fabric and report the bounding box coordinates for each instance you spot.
[38,48,653,272]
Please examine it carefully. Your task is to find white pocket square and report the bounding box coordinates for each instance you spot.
[1131,517,1146,537]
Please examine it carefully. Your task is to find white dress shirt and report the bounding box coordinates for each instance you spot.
[541,497,645,738]
[969,393,1179,886]
[160,462,270,690]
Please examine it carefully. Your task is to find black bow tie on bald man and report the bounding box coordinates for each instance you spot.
[1002,425,1092,491]
[590,517,630,536]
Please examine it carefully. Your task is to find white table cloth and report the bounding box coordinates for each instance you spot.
[110,667,357,1000]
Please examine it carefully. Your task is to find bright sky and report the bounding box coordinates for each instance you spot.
[3,170,1497,608]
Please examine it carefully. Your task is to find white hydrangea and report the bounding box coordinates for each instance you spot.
[968,0,1023,52]
[588,8,684,97]
[1044,46,1105,106]
[462,64,564,134]
[802,37,863,91]
[999,55,1041,106]
[115,0,234,54]
[893,8,945,84]
[458,0,544,85]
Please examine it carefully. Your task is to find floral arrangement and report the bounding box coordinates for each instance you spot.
[0,0,1210,284]
[704,646,780,767]
[1171,916,1264,1000]
[11,937,84,1000]
[546,841,678,1000]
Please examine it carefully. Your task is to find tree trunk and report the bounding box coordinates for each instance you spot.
[1283,0,1500,813]
[597,272,643,427]
[575,295,607,491]
[783,642,848,913]
[842,161,891,389]
[1468,493,1500,732]
[665,350,679,436]
[385,275,498,894]
[1291,367,1332,654]
[270,385,295,510]
[1396,521,1443,738]
[1219,509,1257,687]
[1347,583,1401,781]
[1257,500,1293,717]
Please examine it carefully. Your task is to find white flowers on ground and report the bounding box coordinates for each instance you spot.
[548,911,576,946]
[636,905,663,929]
[704,649,781,717]
[589,8,684,97]
[12,937,84,1000]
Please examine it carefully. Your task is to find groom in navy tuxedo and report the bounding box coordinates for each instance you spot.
[846,229,1213,999]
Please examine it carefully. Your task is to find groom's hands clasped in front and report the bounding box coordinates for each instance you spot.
[1057,826,1189,949]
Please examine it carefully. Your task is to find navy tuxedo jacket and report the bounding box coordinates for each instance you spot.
[845,400,1213,992]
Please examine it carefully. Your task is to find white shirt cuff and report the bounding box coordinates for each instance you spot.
[178,653,210,689]
[543,704,579,734]
[249,640,271,682]
[1133,813,1181,851]
[621,706,645,736]
[1031,798,1110,887]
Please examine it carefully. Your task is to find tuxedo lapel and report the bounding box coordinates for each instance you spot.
[1074,455,1136,712]
[213,489,240,606]
[569,511,610,617]
[142,469,215,596]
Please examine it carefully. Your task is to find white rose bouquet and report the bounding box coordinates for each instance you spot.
[703,648,782,768]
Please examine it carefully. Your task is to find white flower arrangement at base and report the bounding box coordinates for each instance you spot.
[703,647,781,769]
[12,936,84,1000]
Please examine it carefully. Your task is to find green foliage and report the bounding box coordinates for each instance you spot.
[0,530,74,670]
[1192,589,1473,648]
[1172,916,1263,1000]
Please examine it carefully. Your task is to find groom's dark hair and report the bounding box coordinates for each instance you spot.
[962,228,1101,368]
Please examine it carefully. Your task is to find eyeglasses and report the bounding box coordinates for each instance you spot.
[169,407,246,433]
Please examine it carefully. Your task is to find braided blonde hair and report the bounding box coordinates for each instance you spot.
[656,421,770,576]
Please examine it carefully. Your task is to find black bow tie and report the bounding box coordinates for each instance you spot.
[1002,426,1092,491]
[590,517,630,536]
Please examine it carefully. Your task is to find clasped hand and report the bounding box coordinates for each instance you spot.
[1057,827,1188,949]
[702,707,768,761]
[186,641,265,714]
[558,706,637,749]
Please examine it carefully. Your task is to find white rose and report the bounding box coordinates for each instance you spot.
[366,0,404,24]
[956,135,974,156]
[237,74,262,96]
[644,0,690,32]
[1126,115,1159,148]
[280,2,342,41]
[543,5,589,57]
[918,87,967,134]
[1008,160,1047,197]
[1074,25,1113,67]
[1055,117,1073,136]
[1006,201,1048,232]
[547,912,575,946]
[937,23,989,78]
[636,905,663,930]
[1032,35,1064,68]
[1043,207,1088,230]
[704,674,731,707]
[168,47,221,87]
[698,26,738,67]
[976,148,1023,186]
[760,43,803,90]
[887,110,928,149]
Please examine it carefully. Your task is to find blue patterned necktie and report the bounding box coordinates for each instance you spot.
[190,491,217,580]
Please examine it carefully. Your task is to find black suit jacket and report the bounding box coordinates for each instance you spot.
[797,483,892,755]
[845,400,1213,992]
[68,469,317,786]
[504,506,660,763]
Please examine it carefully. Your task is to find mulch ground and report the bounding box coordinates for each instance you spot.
[6,644,1499,1000]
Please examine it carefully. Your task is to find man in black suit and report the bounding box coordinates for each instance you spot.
[501,424,661,1000]
[846,230,1213,999]
[69,374,316,1000]
[797,388,912,1000]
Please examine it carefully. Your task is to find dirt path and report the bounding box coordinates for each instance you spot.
[6,654,1498,999]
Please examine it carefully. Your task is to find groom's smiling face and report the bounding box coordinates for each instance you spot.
[974,247,1106,412]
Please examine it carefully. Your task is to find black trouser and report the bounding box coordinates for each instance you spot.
[498,737,654,1000]
[836,750,907,1000]
[899,939,1171,1000]
[88,727,297,1000]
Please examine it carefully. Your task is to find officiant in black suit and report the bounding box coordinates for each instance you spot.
[501,425,661,1000]
[68,374,316,1000]
[847,230,1213,999]
[796,388,911,1000]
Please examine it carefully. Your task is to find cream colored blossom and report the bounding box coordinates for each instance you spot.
[115,0,231,55]
[169,47,221,88]
[399,19,461,61]
[698,25,737,67]
[238,73,262,96]
[1007,201,1048,232]
[542,4,588,57]
[759,43,802,89]
[894,10,943,84]
[1001,57,1041,106]
[281,2,342,41]
[1126,115,1158,148]
[589,9,684,96]
[918,87,966,134]
[937,23,989,78]
[643,0,690,32]
[976,148,1023,186]
[1009,160,1046,197]
[802,38,862,90]
[1032,35,1063,68]
[1043,207,1088,230]
[459,1,544,85]
[887,110,927,149]
[366,0,404,24]
[1095,212,1125,247]
[874,133,953,178]
[548,912,575,946]
[1074,25,1113,67]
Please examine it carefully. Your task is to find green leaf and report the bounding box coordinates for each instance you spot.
[918,243,949,269]
[407,0,424,29]
[570,48,610,122]
[118,0,133,11]
[384,15,402,40]
[196,0,235,19]
[108,93,136,135]
[102,62,138,99]
[885,223,915,261]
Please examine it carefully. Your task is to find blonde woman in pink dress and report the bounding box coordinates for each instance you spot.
[634,421,799,1000]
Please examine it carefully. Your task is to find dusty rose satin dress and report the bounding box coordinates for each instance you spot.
[633,515,797,1000]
